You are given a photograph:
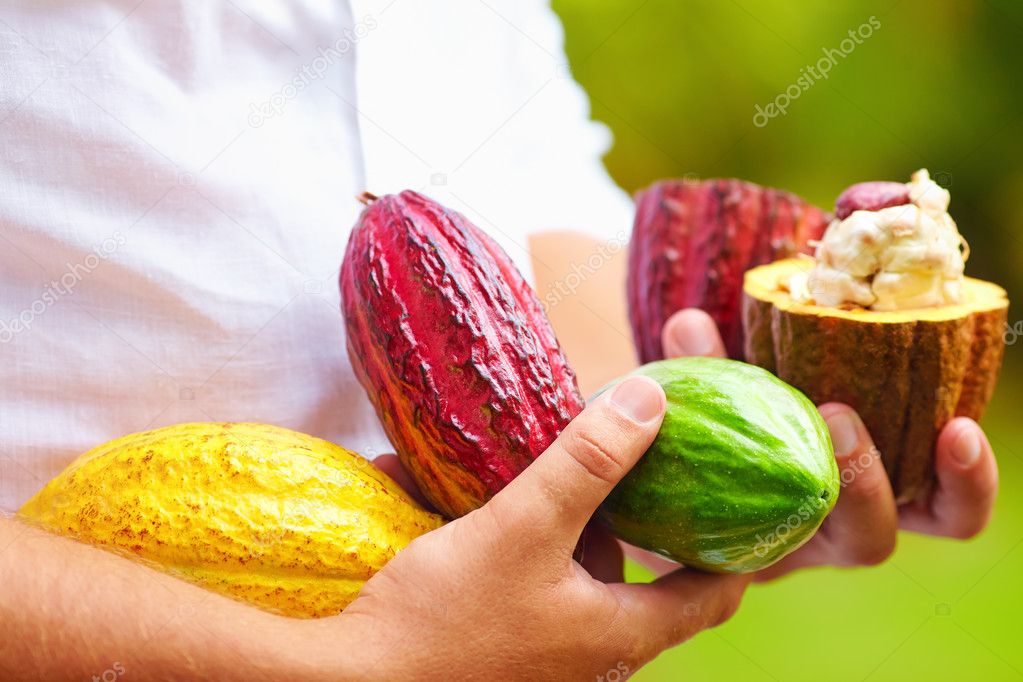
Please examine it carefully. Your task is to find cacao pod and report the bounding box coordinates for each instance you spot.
[340,191,584,518]
[743,258,1008,502]
[597,357,838,572]
[627,178,830,361]
[20,422,443,618]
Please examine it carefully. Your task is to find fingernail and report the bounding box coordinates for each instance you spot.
[665,310,717,357]
[952,426,983,467]
[825,409,861,456]
[610,376,664,424]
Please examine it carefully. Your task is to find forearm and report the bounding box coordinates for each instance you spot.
[528,231,635,395]
[0,515,353,681]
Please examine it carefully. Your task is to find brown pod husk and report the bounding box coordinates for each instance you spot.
[742,258,1008,502]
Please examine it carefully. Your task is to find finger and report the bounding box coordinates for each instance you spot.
[372,453,433,509]
[611,570,751,653]
[575,524,625,583]
[900,417,998,539]
[661,308,726,358]
[486,375,666,550]
[815,403,897,566]
[754,404,899,581]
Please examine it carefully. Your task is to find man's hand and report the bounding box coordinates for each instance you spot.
[658,308,999,580]
[347,375,749,679]
[2,377,745,680]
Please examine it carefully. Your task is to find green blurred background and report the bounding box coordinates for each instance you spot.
[551,0,1023,679]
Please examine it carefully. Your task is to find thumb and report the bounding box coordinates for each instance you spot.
[611,570,751,657]
[485,375,665,550]
[662,308,726,358]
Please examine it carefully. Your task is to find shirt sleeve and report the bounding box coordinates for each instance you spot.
[352,0,634,282]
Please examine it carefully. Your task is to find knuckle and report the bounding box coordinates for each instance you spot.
[709,579,747,628]
[949,526,979,541]
[947,514,989,540]
[852,534,896,566]
[837,453,891,502]
[662,623,697,652]
[564,428,627,485]
[843,473,889,505]
[711,598,740,629]
[723,592,743,624]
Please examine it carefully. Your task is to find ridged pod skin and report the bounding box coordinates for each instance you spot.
[340,191,585,518]
[628,179,829,362]
[598,357,839,573]
[743,258,1009,502]
[19,422,444,618]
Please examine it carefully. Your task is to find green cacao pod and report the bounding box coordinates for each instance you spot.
[340,191,584,518]
[598,357,839,572]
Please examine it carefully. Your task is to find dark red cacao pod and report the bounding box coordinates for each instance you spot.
[627,179,830,362]
[340,190,585,518]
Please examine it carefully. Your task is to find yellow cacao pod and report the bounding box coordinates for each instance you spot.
[19,422,443,618]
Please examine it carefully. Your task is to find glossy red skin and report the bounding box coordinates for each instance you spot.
[834,181,911,220]
[628,179,829,361]
[340,191,584,518]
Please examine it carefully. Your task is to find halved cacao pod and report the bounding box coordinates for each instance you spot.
[340,191,584,518]
[743,258,1009,502]
[628,179,830,361]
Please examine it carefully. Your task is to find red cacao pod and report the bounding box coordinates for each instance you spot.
[340,190,585,518]
[627,178,830,361]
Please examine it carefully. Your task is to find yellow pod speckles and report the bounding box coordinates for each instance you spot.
[19,422,444,618]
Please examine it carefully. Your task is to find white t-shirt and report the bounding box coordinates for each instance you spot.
[0,0,632,511]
